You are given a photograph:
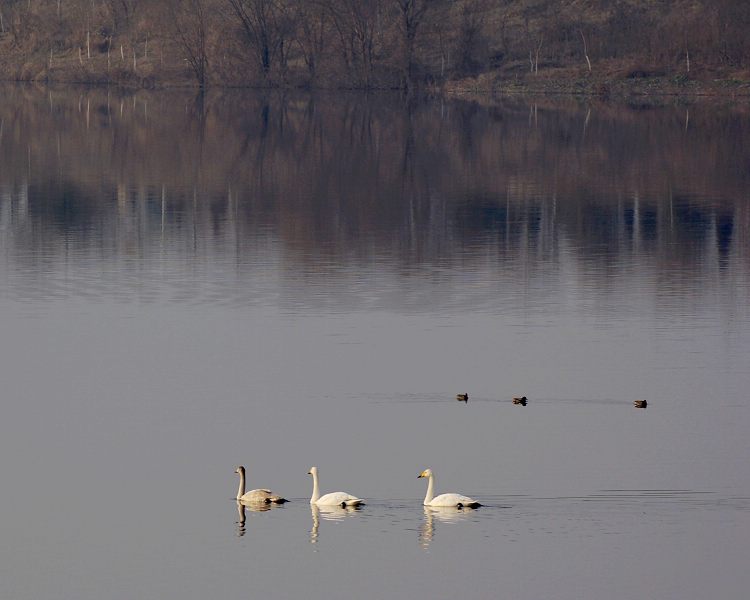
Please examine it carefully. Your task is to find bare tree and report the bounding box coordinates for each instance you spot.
[104,0,141,33]
[326,0,383,89]
[522,9,543,74]
[454,0,484,77]
[291,1,329,84]
[394,0,432,90]
[326,0,384,89]
[579,29,591,73]
[226,0,294,82]
[168,0,210,88]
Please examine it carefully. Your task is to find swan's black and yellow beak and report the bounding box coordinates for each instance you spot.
[417,473,424,478]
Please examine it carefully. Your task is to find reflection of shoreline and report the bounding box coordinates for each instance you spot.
[1,181,741,316]
[1,89,747,307]
[419,506,474,550]
[310,505,362,545]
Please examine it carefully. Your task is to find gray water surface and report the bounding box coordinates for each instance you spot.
[1,87,749,599]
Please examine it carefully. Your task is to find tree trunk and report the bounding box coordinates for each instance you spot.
[580,30,592,73]
[535,37,543,74]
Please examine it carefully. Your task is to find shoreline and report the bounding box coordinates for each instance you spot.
[2,72,749,105]
[441,73,750,103]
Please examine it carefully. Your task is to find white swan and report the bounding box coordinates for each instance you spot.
[308,466,364,507]
[234,466,287,504]
[418,468,481,508]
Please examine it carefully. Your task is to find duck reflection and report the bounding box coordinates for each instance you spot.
[309,504,362,544]
[419,506,473,549]
[234,499,280,537]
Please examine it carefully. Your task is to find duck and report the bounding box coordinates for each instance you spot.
[456,393,469,402]
[512,396,527,406]
[634,399,648,408]
[417,468,481,508]
[308,466,364,507]
[234,466,288,504]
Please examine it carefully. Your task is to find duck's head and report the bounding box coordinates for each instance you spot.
[307,466,318,476]
[418,468,432,479]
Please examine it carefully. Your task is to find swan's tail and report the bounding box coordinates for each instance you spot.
[267,496,288,504]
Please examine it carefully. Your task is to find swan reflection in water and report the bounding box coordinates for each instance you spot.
[310,504,362,544]
[235,499,282,537]
[419,505,474,549]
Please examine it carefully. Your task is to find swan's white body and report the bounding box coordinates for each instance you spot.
[308,466,364,507]
[235,466,287,504]
[418,468,481,508]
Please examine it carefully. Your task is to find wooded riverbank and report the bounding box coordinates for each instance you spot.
[1,1,748,97]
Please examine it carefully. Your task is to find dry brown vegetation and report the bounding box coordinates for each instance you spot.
[0,1,749,92]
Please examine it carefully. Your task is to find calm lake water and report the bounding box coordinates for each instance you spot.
[1,85,749,599]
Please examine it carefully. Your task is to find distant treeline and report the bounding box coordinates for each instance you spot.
[0,1,748,89]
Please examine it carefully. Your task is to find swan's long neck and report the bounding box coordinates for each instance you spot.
[236,471,246,500]
[423,473,435,505]
[310,471,321,504]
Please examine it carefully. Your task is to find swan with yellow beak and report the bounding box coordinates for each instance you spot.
[418,468,481,508]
